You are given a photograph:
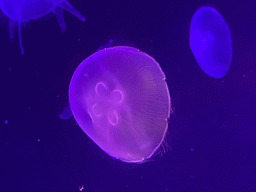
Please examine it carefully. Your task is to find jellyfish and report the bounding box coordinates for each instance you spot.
[0,0,85,54]
[190,6,232,78]
[68,46,171,163]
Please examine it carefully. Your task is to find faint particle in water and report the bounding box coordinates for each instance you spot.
[0,0,85,54]
[4,120,8,124]
[69,46,171,163]
[190,6,232,78]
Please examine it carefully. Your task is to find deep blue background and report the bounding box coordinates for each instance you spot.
[1,0,255,191]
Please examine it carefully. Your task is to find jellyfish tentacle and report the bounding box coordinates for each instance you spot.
[54,7,66,32]
[97,39,114,51]
[59,1,85,22]
[18,21,24,55]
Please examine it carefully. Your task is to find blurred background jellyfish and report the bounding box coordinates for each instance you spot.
[0,0,85,54]
[190,6,232,78]
[68,46,171,163]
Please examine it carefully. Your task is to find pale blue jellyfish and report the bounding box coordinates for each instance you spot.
[190,6,232,78]
[68,46,171,163]
[0,0,85,54]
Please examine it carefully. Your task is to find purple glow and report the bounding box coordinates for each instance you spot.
[69,46,171,163]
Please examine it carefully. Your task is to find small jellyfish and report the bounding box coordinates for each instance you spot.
[190,6,232,78]
[0,0,85,54]
[69,46,171,163]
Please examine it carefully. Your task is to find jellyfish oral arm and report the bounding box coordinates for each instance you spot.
[8,20,24,55]
[54,7,66,32]
[18,21,24,55]
[59,103,73,120]
[59,1,85,22]
[0,0,85,54]
[54,1,85,32]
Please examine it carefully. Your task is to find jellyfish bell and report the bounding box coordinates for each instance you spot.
[59,38,134,120]
[0,0,85,54]
[69,46,171,163]
[190,6,232,78]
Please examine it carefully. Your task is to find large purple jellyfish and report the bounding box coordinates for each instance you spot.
[69,46,171,163]
[0,0,85,54]
[190,6,232,78]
